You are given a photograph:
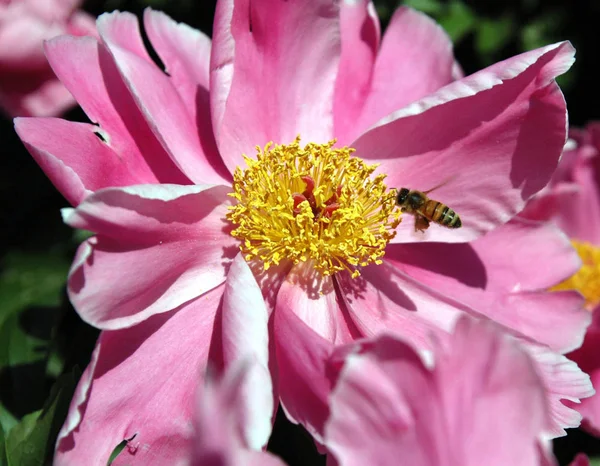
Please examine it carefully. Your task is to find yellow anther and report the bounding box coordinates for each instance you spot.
[552,240,600,310]
[227,137,401,277]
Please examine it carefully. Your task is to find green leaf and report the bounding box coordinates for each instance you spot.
[437,1,476,43]
[106,439,129,466]
[0,405,18,436]
[0,251,69,326]
[520,11,564,51]
[0,424,7,466]
[475,15,515,56]
[589,458,600,466]
[4,371,78,466]
[72,229,94,244]
[403,0,444,14]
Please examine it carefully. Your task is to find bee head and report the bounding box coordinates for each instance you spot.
[396,188,410,205]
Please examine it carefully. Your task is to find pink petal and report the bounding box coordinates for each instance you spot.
[561,143,600,243]
[193,359,285,466]
[336,261,468,350]
[55,341,101,450]
[14,117,139,206]
[569,454,591,466]
[143,9,229,182]
[44,35,190,186]
[568,311,600,434]
[221,254,274,449]
[522,124,600,244]
[385,218,590,353]
[66,10,99,38]
[63,184,236,329]
[0,72,76,118]
[97,12,229,185]
[0,14,62,68]
[339,6,460,144]
[326,351,424,465]
[519,182,579,225]
[210,0,341,172]
[55,286,224,466]
[143,9,210,123]
[277,265,358,345]
[354,42,574,243]
[325,317,549,466]
[333,0,380,144]
[274,290,335,443]
[0,4,95,117]
[523,341,594,437]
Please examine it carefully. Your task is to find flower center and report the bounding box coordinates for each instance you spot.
[552,240,600,310]
[227,137,401,278]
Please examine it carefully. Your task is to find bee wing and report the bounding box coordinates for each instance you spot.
[422,175,458,195]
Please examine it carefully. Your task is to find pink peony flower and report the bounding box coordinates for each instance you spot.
[14,1,592,464]
[321,317,552,466]
[523,123,600,435]
[0,0,97,117]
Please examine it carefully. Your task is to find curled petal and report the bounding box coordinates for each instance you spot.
[64,184,236,329]
[355,42,574,243]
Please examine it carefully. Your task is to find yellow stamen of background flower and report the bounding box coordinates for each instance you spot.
[227,137,401,278]
[552,240,600,310]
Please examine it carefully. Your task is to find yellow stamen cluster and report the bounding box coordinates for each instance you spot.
[552,240,600,310]
[227,137,401,278]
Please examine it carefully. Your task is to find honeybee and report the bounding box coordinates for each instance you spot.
[396,187,461,232]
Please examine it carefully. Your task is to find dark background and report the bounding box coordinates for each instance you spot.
[1,0,599,464]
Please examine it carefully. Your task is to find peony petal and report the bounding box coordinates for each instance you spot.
[210,0,341,172]
[193,358,285,466]
[385,218,590,353]
[0,5,95,118]
[143,9,210,122]
[522,341,594,437]
[55,341,101,450]
[336,261,468,350]
[44,35,190,186]
[67,10,99,38]
[0,14,62,68]
[326,352,423,465]
[339,6,460,144]
[567,312,600,434]
[55,287,223,466]
[0,70,76,118]
[143,9,230,182]
[519,182,579,226]
[277,265,358,345]
[221,254,274,450]
[564,144,600,243]
[569,454,591,466]
[326,317,549,466]
[15,117,139,206]
[333,0,380,144]
[97,12,229,184]
[63,184,236,329]
[354,42,574,243]
[274,291,335,443]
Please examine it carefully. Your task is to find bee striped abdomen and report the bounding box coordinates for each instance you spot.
[423,200,462,228]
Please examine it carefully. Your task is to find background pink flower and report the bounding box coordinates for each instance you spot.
[13,1,592,464]
[523,123,600,436]
[524,123,600,246]
[0,0,97,117]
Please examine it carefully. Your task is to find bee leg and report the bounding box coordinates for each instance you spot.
[414,215,430,233]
